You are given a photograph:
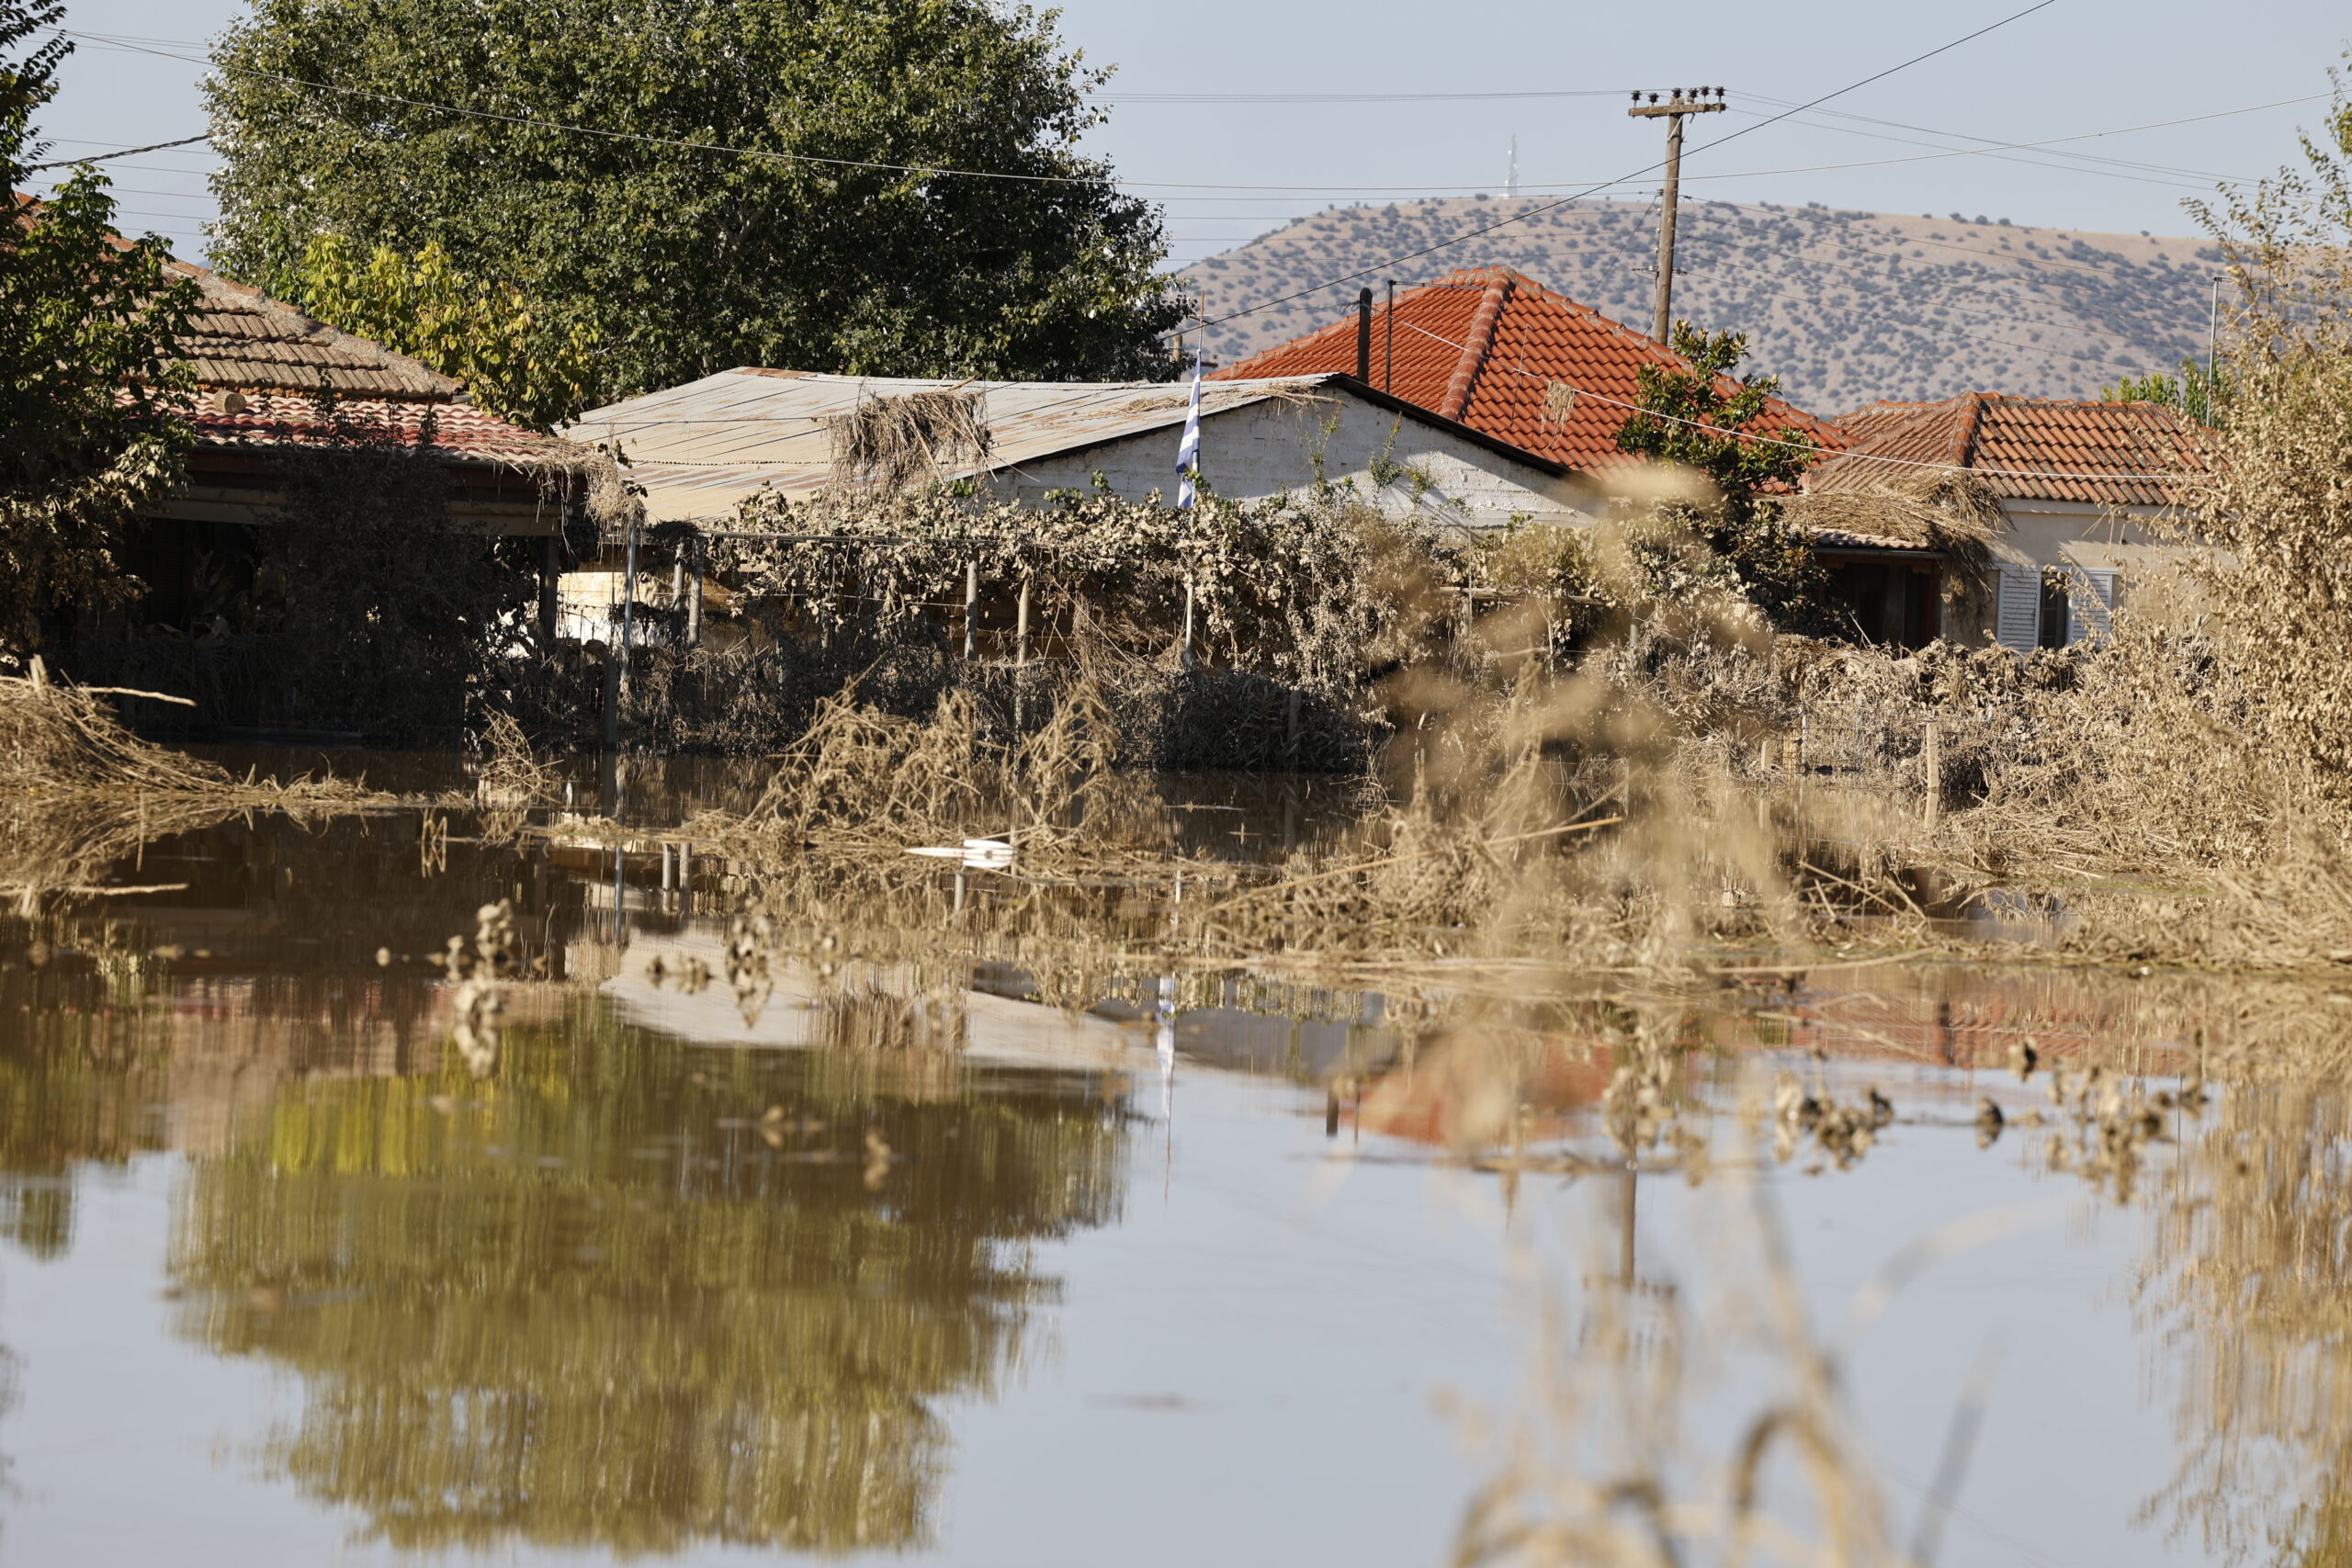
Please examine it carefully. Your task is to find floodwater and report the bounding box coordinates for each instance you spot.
[0,780,2340,1565]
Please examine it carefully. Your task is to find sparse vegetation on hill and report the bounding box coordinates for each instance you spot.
[1182,197,2221,413]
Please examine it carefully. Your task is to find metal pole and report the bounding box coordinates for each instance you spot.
[686,535,704,648]
[1180,574,1195,670]
[1355,287,1372,381]
[621,519,637,663]
[1016,578,1031,669]
[964,559,978,660]
[2206,272,2223,423]
[619,516,638,702]
[1384,278,1396,391]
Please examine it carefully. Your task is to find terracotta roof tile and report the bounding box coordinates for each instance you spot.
[164,255,465,400]
[1208,266,1841,474]
[188,390,576,466]
[1807,393,2205,506]
[13,192,579,470]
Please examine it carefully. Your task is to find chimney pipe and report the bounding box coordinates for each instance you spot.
[1356,288,1373,381]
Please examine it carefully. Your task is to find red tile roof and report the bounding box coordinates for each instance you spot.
[165,255,468,400]
[1207,266,1841,475]
[15,194,572,467]
[187,390,578,467]
[1808,393,2205,507]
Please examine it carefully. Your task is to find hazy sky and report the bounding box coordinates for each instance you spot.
[29,0,2352,275]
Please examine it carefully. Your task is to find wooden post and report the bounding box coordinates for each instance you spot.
[1922,717,1942,828]
[1016,578,1031,669]
[1627,90,1727,345]
[537,536,560,646]
[964,559,978,660]
[686,536,704,648]
[1181,574,1195,670]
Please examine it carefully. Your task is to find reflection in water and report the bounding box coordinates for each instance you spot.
[164,1010,1132,1554]
[2138,1076,2352,1566]
[21,800,2352,1562]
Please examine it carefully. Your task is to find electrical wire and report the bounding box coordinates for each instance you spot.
[1177,0,2061,333]
[47,28,2301,210]
[25,131,210,171]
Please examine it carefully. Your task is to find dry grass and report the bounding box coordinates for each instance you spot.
[0,671,389,908]
[827,389,992,491]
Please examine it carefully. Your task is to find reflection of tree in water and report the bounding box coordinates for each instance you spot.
[0,960,175,1259]
[2136,1077,2352,1565]
[166,1013,1131,1556]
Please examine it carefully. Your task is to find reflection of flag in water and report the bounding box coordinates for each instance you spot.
[1175,350,1203,510]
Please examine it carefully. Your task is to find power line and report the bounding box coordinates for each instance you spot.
[1180,1,2060,334]
[51,27,2304,212]
[1738,91,2313,186]
[1102,87,1639,104]
[26,131,210,171]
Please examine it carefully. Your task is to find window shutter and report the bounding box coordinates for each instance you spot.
[2067,569,2118,644]
[1996,564,2040,652]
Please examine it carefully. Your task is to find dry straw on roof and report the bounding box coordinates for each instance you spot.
[827,389,992,491]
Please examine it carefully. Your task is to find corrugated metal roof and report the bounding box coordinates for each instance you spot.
[564,369,1376,521]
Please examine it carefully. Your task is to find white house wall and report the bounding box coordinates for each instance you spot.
[983,393,1597,527]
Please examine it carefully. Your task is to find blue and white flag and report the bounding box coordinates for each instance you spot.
[1174,349,1203,510]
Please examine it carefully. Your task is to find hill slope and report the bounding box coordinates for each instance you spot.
[1180,198,2222,416]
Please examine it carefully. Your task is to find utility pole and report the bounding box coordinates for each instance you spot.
[1628,87,1726,346]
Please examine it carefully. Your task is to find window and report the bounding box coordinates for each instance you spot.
[2038,572,2069,648]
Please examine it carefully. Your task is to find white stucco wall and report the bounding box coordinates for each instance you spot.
[982,390,1597,528]
[1991,499,2204,620]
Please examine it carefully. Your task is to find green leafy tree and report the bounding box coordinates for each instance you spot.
[0,2,196,656]
[289,234,599,431]
[207,0,1184,417]
[1613,321,1829,631]
[2104,359,2231,427]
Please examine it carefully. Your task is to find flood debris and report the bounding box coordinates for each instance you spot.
[431,899,525,1077]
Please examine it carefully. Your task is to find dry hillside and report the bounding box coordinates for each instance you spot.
[1180,197,2222,416]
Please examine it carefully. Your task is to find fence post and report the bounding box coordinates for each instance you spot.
[1922,717,1941,828]
[537,535,560,646]
[964,559,978,660]
[1016,578,1032,669]
[686,535,704,648]
[619,516,637,702]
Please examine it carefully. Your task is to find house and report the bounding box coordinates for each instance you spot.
[123,255,587,635]
[563,367,1601,527]
[1804,393,2205,651]
[1206,265,1844,480]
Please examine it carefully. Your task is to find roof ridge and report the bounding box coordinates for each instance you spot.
[1440,273,1513,421]
[1946,391,1985,468]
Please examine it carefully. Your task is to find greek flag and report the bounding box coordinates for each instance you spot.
[1175,349,1203,510]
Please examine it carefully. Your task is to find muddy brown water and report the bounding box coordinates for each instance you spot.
[0,773,2335,1564]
